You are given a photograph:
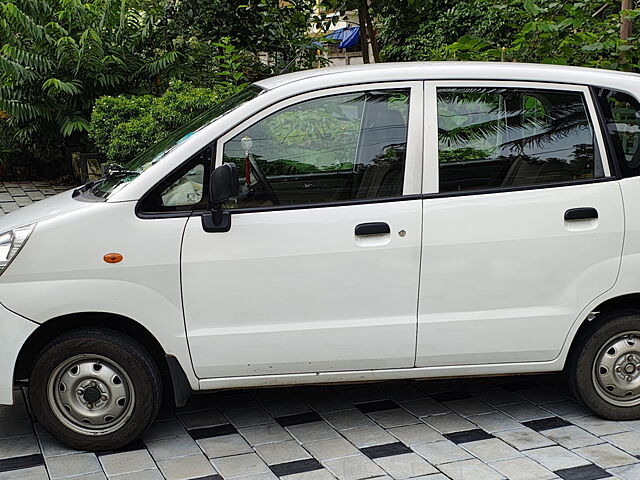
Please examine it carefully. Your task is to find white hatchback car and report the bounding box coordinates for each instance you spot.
[2,62,640,450]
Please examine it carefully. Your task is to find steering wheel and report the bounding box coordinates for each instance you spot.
[247,156,280,205]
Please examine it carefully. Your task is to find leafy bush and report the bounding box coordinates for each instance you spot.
[90,81,241,164]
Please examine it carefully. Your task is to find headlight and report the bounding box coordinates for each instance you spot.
[0,224,36,274]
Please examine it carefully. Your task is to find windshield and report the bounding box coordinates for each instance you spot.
[86,85,263,199]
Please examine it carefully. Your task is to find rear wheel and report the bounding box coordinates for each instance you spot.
[567,311,640,420]
[29,328,162,451]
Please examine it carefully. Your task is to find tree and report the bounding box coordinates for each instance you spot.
[0,0,178,147]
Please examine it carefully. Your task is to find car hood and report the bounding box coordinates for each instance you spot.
[0,189,93,233]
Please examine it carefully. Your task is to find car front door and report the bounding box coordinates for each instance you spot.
[182,82,424,378]
[417,81,625,367]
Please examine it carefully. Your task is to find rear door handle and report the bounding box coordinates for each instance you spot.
[565,207,599,221]
[355,222,390,236]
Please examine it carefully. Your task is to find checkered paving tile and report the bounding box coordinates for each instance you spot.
[2,375,640,479]
[1,190,638,479]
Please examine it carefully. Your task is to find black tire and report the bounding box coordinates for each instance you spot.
[566,310,640,420]
[29,328,162,451]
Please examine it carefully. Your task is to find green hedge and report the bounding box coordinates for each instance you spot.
[90,81,240,165]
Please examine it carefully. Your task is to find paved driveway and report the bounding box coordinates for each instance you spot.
[1,183,640,480]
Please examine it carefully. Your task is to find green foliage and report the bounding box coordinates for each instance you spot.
[90,80,241,164]
[0,0,178,148]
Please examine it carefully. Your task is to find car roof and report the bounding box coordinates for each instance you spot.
[254,61,640,93]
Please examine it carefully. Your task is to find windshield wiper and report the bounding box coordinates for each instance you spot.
[105,164,138,177]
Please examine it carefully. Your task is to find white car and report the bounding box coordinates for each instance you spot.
[2,62,640,450]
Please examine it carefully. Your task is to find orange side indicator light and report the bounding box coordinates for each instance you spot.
[103,253,123,264]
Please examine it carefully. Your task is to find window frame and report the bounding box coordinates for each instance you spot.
[214,81,424,213]
[423,81,613,196]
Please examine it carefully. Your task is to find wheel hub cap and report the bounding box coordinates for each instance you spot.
[593,332,640,406]
[47,355,135,436]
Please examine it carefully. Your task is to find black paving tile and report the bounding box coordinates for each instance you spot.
[523,417,572,432]
[430,391,473,402]
[360,442,412,459]
[275,412,322,427]
[270,458,323,477]
[0,454,43,473]
[554,464,610,480]
[354,399,398,413]
[444,429,494,444]
[189,423,237,440]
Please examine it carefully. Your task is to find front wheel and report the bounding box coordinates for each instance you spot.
[567,311,640,420]
[29,328,162,451]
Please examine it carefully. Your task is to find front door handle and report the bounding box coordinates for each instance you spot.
[355,222,390,236]
[565,207,599,221]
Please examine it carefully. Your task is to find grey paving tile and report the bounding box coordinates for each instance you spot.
[469,412,523,433]
[610,462,640,480]
[110,469,164,480]
[438,458,505,480]
[211,452,270,477]
[281,469,334,480]
[304,396,353,414]
[542,400,591,419]
[571,416,630,437]
[237,473,279,480]
[496,427,556,451]
[255,440,311,465]
[524,445,591,471]
[412,439,473,465]
[489,457,557,480]
[323,454,386,480]
[157,453,217,480]
[239,422,293,446]
[304,437,360,461]
[0,466,49,480]
[210,392,259,412]
[388,423,444,446]
[462,438,522,462]
[444,398,496,416]
[0,419,32,439]
[58,473,106,480]
[323,410,375,430]
[25,191,45,201]
[373,452,438,478]
[178,408,228,429]
[0,403,28,423]
[400,398,451,417]
[263,399,311,418]
[197,433,253,459]
[602,431,640,455]
[423,412,476,434]
[38,432,86,457]
[516,388,567,405]
[542,425,602,449]
[473,389,525,406]
[46,452,101,479]
[99,449,156,476]
[226,407,273,428]
[341,425,396,448]
[0,434,39,460]
[573,443,638,469]
[287,421,340,444]
[142,419,188,441]
[499,403,554,422]
[339,386,387,404]
[381,384,427,402]
[367,408,418,428]
[146,435,201,461]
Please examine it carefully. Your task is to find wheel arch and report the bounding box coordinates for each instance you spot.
[566,293,640,369]
[14,312,192,407]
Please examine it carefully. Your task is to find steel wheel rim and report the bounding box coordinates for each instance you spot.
[593,331,640,407]
[47,354,135,436]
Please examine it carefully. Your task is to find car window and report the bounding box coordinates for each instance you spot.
[437,87,600,193]
[596,88,640,178]
[221,89,410,209]
[138,147,211,214]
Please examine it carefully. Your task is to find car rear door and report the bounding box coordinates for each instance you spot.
[417,81,624,367]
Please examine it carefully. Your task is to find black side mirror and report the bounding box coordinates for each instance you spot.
[202,163,239,233]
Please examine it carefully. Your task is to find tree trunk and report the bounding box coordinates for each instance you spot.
[362,0,380,63]
[357,0,370,63]
[621,0,633,40]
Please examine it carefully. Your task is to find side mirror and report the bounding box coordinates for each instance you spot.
[202,163,239,233]
[210,163,239,206]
